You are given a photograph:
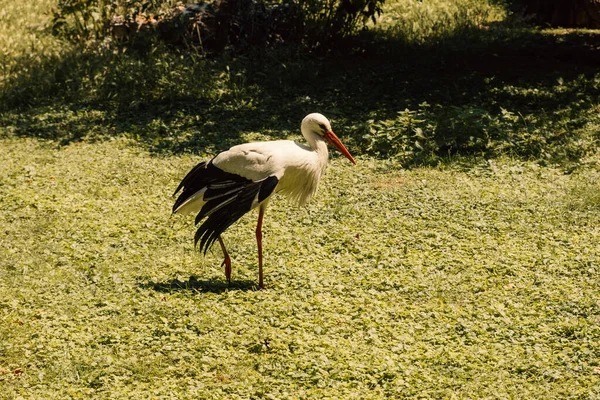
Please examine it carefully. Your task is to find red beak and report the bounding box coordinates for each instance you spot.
[324,130,356,165]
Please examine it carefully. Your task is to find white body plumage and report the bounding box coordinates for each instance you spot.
[175,113,342,215]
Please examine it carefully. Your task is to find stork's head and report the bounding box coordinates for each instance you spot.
[302,113,356,165]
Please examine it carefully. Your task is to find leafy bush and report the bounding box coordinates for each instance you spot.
[51,0,386,52]
[361,91,600,166]
[362,103,438,163]
[51,0,174,42]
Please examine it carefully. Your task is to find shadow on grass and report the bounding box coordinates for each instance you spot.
[140,276,257,293]
[1,20,599,165]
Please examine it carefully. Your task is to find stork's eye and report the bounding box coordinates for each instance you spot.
[318,123,326,131]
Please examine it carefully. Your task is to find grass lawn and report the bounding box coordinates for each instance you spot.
[1,137,599,398]
[2,0,600,398]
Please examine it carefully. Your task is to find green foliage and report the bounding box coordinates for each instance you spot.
[0,0,64,107]
[1,0,600,169]
[50,0,385,51]
[1,138,600,398]
[51,0,173,41]
[376,0,507,45]
[2,1,600,396]
[362,103,438,163]
[361,88,600,167]
[51,0,111,41]
[299,0,385,43]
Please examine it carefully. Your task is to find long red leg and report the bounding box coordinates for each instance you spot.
[217,236,232,284]
[256,205,265,289]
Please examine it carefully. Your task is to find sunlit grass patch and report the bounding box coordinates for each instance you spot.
[0,0,67,103]
[374,0,507,44]
[1,138,600,398]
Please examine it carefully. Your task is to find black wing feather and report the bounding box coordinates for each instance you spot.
[258,176,278,203]
[174,160,279,254]
[173,160,249,213]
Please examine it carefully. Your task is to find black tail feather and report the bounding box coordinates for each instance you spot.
[194,177,278,254]
[194,195,237,225]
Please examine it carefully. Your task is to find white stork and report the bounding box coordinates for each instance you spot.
[173,113,356,289]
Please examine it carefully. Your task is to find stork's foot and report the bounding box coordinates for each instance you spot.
[221,256,232,284]
[217,236,232,284]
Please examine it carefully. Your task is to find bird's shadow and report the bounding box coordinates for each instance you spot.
[139,275,257,294]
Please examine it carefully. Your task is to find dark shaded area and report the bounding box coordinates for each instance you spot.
[1,16,599,166]
[514,0,600,28]
[139,275,258,293]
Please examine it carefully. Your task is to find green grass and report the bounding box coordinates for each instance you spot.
[374,0,507,43]
[1,138,599,398]
[2,0,600,398]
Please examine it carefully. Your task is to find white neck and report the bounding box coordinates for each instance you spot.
[302,127,329,166]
